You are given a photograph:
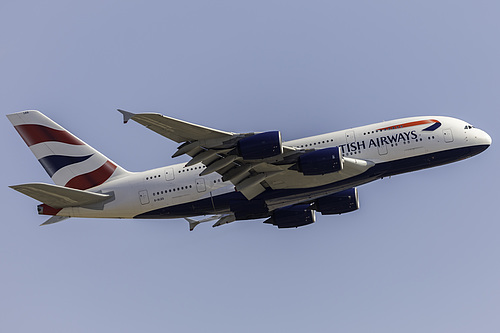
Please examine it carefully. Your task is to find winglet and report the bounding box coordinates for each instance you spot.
[40,216,70,226]
[184,217,202,231]
[117,109,135,124]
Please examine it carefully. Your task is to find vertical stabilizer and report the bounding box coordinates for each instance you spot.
[7,110,129,189]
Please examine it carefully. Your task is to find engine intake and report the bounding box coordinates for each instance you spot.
[238,131,283,160]
[264,204,316,228]
[313,188,359,215]
[297,147,343,175]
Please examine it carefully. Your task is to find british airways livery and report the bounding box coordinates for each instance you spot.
[7,110,491,230]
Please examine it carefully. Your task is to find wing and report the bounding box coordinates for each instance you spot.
[118,109,234,143]
[119,110,374,200]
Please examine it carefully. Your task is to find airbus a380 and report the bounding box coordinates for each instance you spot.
[7,110,491,230]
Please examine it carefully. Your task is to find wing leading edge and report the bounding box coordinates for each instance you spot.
[118,109,234,143]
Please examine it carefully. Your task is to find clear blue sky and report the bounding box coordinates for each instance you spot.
[1,1,499,332]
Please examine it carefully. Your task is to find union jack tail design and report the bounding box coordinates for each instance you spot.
[7,110,129,190]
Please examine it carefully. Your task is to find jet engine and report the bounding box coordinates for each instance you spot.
[264,204,316,228]
[313,188,359,215]
[237,131,283,160]
[297,147,343,175]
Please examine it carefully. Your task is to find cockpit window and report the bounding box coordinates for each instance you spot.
[464,125,475,129]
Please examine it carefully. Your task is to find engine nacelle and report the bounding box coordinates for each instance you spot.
[264,204,316,228]
[313,188,359,215]
[237,131,283,160]
[297,147,343,175]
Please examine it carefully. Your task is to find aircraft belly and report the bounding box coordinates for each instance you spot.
[132,145,488,220]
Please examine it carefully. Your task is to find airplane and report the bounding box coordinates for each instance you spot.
[7,110,491,230]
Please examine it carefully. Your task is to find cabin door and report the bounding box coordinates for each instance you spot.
[378,144,388,155]
[139,190,150,205]
[165,167,175,180]
[196,179,206,192]
[345,131,356,144]
[443,129,454,143]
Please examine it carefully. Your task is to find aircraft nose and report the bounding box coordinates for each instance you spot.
[476,129,492,147]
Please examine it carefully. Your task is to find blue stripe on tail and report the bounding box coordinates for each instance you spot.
[38,154,93,177]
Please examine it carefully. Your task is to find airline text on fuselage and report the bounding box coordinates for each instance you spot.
[338,130,418,153]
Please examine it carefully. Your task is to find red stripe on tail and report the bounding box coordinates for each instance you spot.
[14,124,84,147]
[64,160,118,190]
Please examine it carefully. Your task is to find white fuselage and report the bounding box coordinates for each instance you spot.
[56,116,491,219]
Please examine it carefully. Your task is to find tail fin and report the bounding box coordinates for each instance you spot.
[7,110,129,190]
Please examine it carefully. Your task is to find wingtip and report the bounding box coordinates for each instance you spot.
[117,109,135,124]
[184,218,200,231]
[40,216,70,226]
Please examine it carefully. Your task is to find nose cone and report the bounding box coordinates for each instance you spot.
[477,129,492,147]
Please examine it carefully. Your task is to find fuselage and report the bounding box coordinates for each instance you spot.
[55,116,491,220]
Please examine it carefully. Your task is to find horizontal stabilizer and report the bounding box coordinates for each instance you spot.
[9,183,111,208]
